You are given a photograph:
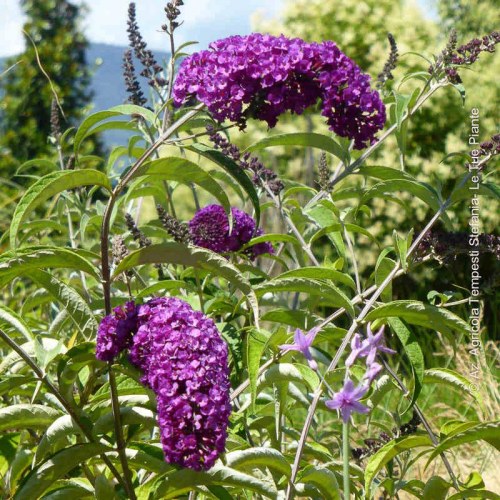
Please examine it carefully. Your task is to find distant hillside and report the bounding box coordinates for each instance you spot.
[1,43,170,147]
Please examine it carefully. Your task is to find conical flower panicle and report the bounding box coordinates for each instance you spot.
[96,297,231,471]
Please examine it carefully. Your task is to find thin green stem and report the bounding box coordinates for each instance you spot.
[108,364,136,499]
[343,422,350,499]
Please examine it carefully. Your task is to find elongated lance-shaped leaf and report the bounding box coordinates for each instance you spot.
[365,300,470,336]
[225,447,291,478]
[126,156,232,218]
[13,443,111,499]
[138,464,279,499]
[0,304,33,341]
[364,435,433,495]
[29,270,98,340]
[10,170,111,249]
[424,421,500,467]
[112,242,260,325]
[0,404,61,432]
[387,317,424,413]
[254,277,354,317]
[0,247,100,288]
[246,132,349,165]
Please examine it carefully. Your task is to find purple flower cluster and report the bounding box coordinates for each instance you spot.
[129,297,231,471]
[326,324,395,423]
[188,204,273,259]
[95,297,231,471]
[173,33,386,149]
[96,301,137,362]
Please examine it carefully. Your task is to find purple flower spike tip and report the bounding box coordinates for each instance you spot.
[325,379,370,423]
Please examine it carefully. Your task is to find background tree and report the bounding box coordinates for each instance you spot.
[0,0,96,174]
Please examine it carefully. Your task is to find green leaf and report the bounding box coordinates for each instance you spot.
[0,338,65,375]
[14,443,110,500]
[93,407,156,436]
[29,270,97,339]
[423,368,483,407]
[10,170,111,248]
[448,490,500,500]
[422,476,452,500]
[0,304,33,341]
[425,421,500,467]
[393,230,409,271]
[108,104,159,125]
[0,247,100,287]
[387,318,424,412]
[73,110,123,154]
[298,465,341,499]
[365,300,470,336]
[255,278,354,316]
[0,404,61,432]
[246,329,269,410]
[95,474,118,500]
[246,132,349,164]
[360,180,441,213]
[258,363,319,393]
[225,447,291,478]
[375,255,396,302]
[309,223,379,247]
[129,157,232,217]
[57,342,104,406]
[112,243,259,324]
[276,267,356,291]
[35,415,84,464]
[139,464,278,499]
[364,435,432,494]
[188,143,261,226]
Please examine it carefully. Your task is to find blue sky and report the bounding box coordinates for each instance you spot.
[1,0,439,58]
[0,0,284,57]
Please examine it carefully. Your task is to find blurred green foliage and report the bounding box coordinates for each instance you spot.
[0,0,98,175]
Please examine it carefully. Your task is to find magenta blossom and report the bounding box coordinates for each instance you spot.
[325,379,370,423]
[129,297,231,471]
[188,204,273,259]
[173,33,386,149]
[279,327,320,370]
[95,301,137,362]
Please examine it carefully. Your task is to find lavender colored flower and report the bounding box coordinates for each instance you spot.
[96,302,137,362]
[363,362,383,385]
[279,327,320,370]
[173,33,386,149]
[128,297,231,471]
[188,204,273,259]
[360,324,396,365]
[325,379,370,423]
[345,325,395,367]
